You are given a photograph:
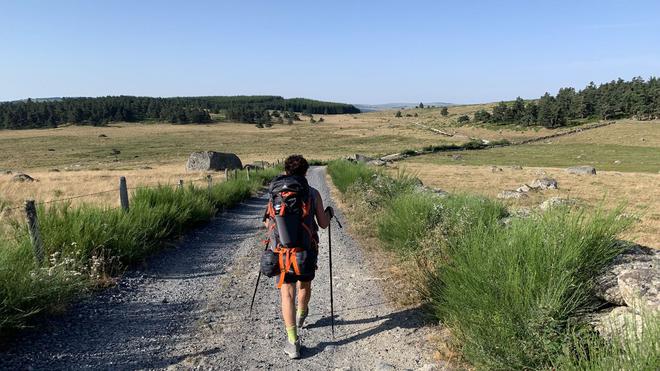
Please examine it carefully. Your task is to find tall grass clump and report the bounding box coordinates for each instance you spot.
[327,159,376,194]
[0,166,281,334]
[429,208,629,369]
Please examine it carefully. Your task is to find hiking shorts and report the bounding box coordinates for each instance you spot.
[281,248,318,284]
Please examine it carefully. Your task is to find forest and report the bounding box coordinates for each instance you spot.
[0,95,360,129]
[472,77,659,128]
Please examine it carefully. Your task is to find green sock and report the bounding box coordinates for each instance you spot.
[297,308,307,317]
[286,325,297,343]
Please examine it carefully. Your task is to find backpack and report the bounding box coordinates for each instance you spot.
[261,175,318,288]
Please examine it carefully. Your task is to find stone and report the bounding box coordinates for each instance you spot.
[244,163,264,170]
[529,177,558,190]
[491,166,503,172]
[595,244,659,308]
[614,160,621,164]
[48,148,55,152]
[516,184,531,193]
[3,170,12,175]
[590,306,643,340]
[12,173,36,182]
[497,190,527,199]
[139,166,153,170]
[380,153,407,162]
[510,165,523,170]
[111,149,121,155]
[347,154,374,163]
[451,154,463,161]
[49,169,60,172]
[185,152,242,172]
[98,134,108,138]
[539,197,576,211]
[566,166,596,175]
[367,159,387,166]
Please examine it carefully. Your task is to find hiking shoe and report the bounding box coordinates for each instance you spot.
[284,338,301,359]
[297,311,308,329]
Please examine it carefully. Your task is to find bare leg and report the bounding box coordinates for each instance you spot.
[280,283,296,327]
[297,281,312,312]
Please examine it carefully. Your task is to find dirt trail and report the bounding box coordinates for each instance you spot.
[1,167,437,370]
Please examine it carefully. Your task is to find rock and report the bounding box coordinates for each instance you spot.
[539,197,575,210]
[595,244,659,308]
[185,152,242,171]
[510,165,523,170]
[12,173,36,182]
[244,163,264,170]
[614,160,621,164]
[529,177,558,190]
[49,169,60,172]
[3,170,12,175]
[98,134,108,138]
[451,154,463,161]
[380,153,407,162]
[590,306,643,340]
[48,148,55,152]
[491,166,503,172]
[111,149,121,156]
[347,154,374,163]
[516,184,531,193]
[566,166,596,175]
[367,159,386,166]
[497,190,527,199]
[139,166,153,170]
[375,360,396,371]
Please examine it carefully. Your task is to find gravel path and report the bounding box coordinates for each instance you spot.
[1,167,437,370]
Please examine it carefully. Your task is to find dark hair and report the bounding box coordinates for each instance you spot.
[284,155,309,176]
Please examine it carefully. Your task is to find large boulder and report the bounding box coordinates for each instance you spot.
[566,166,597,175]
[186,152,242,171]
[347,154,374,163]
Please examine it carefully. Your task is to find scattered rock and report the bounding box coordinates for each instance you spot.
[98,134,108,138]
[510,165,523,170]
[451,154,463,161]
[497,190,527,199]
[529,177,558,190]
[539,197,575,210]
[347,154,374,163]
[367,159,387,166]
[3,170,12,175]
[614,160,621,164]
[491,166,503,172]
[244,163,265,170]
[139,166,153,170]
[111,149,121,156]
[566,166,596,175]
[48,148,55,152]
[516,184,531,193]
[49,169,60,172]
[12,173,36,182]
[590,306,643,340]
[185,152,243,171]
[380,153,407,162]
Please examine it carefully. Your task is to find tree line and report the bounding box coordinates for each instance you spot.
[471,77,659,128]
[0,95,360,129]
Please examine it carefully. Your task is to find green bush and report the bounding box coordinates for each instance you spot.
[327,159,376,194]
[428,208,629,369]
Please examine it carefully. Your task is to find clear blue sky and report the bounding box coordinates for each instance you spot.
[1,0,658,104]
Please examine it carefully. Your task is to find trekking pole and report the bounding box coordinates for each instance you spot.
[328,218,335,338]
[250,242,269,317]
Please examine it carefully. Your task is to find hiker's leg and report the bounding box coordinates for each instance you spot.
[297,281,311,311]
[280,283,296,327]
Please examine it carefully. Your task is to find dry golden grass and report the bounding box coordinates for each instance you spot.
[395,162,660,248]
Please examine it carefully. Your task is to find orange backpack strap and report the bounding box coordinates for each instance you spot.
[274,247,304,289]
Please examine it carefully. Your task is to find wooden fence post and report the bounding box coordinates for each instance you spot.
[178,179,184,189]
[119,176,129,211]
[233,169,237,180]
[246,167,250,181]
[224,168,229,181]
[25,200,44,266]
[206,175,213,198]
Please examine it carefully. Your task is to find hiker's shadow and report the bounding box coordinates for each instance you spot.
[300,306,430,359]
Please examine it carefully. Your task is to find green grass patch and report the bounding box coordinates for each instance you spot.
[414,143,660,173]
[0,167,280,334]
[327,159,377,193]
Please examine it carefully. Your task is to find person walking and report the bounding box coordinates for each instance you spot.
[262,155,333,359]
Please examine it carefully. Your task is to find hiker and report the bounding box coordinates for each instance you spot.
[261,154,333,359]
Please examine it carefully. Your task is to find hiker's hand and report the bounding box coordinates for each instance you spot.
[325,206,334,219]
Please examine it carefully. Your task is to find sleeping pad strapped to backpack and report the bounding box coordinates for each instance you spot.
[260,174,319,288]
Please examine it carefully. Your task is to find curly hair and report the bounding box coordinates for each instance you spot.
[284,154,309,176]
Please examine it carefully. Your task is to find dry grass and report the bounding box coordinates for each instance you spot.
[395,162,660,247]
